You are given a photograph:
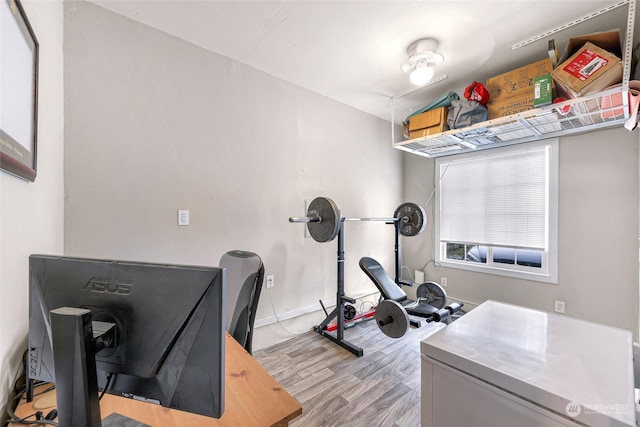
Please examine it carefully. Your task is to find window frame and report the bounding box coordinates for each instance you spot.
[434,139,559,284]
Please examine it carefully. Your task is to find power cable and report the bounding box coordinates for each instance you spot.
[267,287,313,336]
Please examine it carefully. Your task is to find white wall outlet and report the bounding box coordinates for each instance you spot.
[554,300,565,314]
[266,275,274,288]
[440,277,448,287]
[415,270,425,284]
[178,210,190,226]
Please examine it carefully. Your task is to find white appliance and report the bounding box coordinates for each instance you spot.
[421,300,636,427]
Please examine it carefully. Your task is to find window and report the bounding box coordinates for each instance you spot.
[435,140,558,283]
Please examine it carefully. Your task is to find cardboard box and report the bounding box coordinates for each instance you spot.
[486,58,554,102]
[557,30,622,63]
[486,58,554,119]
[551,41,623,98]
[404,107,448,139]
[487,94,536,119]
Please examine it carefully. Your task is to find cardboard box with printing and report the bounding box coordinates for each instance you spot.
[486,58,554,102]
[487,96,537,119]
[486,58,554,119]
[551,41,623,98]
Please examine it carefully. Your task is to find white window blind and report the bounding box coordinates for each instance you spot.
[438,145,548,250]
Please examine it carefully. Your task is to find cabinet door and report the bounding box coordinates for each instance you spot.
[422,358,581,427]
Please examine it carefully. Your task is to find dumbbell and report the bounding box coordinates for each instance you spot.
[429,302,464,323]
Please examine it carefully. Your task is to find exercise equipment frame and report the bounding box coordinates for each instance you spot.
[289,197,426,357]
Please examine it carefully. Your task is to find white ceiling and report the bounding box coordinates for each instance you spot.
[89,0,632,123]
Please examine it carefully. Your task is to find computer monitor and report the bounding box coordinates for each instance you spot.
[27,254,226,423]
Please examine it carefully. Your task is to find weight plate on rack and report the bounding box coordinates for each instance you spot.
[344,304,357,320]
[307,197,341,243]
[394,202,426,237]
[416,281,447,309]
[375,300,409,339]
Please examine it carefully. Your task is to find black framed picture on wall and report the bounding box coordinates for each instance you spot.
[0,0,38,182]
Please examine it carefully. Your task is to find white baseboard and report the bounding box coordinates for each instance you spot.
[255,290,379,328]
[254,298,336,328]
[448,296,480,311]
[255,292,477,329]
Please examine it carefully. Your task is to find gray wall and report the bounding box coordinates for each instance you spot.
[63,2,639,349]
[402,127,639,337]
[63,2,402,349]
[0,0,64,418]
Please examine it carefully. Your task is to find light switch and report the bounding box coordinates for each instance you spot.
[178,210,190,226]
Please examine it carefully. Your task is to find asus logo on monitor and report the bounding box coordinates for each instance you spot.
[28,346,39,377]
[83,278,133,295]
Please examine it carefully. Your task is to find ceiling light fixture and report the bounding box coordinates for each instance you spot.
[401,38,444,86]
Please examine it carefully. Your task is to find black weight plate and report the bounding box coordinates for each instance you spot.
[375,300,409,339]
[307,197,341,243]
[416,281,447,309]
[344,304,356,320]
[394,202,426,237]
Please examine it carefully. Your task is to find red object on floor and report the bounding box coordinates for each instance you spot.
[325,308,376,332]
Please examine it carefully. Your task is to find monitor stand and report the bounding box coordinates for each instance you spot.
[48,307,151,427]
[50,307,102,427]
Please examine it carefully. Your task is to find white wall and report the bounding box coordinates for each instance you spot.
[63,2,403,350]
[0,0,64,419]
[402,127,639,337]
[2,0,635,420]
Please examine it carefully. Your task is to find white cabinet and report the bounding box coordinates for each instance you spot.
[420,301,636,427]
[422,359,582,427]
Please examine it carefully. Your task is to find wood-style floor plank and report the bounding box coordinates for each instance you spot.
[254,317,445,426]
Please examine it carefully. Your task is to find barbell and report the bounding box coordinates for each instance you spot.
[289,196,426,243]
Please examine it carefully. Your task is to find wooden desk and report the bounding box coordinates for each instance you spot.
[14,334,301,427]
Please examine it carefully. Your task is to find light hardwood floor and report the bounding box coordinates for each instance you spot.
[253,318,446,427]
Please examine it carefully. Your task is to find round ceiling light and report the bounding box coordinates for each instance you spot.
[410,61,434,86]
[402,38,444,86]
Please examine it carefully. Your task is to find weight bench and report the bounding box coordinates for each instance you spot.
[359,257,463,330]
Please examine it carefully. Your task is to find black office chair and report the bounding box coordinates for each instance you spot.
[359,256,444,318]
[220,250,264,354]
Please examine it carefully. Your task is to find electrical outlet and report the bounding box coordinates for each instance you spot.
[266,275,274,288]
[415,270,425,284]
[554,300,565,314]
[440,277,448,287]
[178,210,190,226]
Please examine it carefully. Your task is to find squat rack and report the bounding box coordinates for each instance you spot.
[289,197,425,357]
